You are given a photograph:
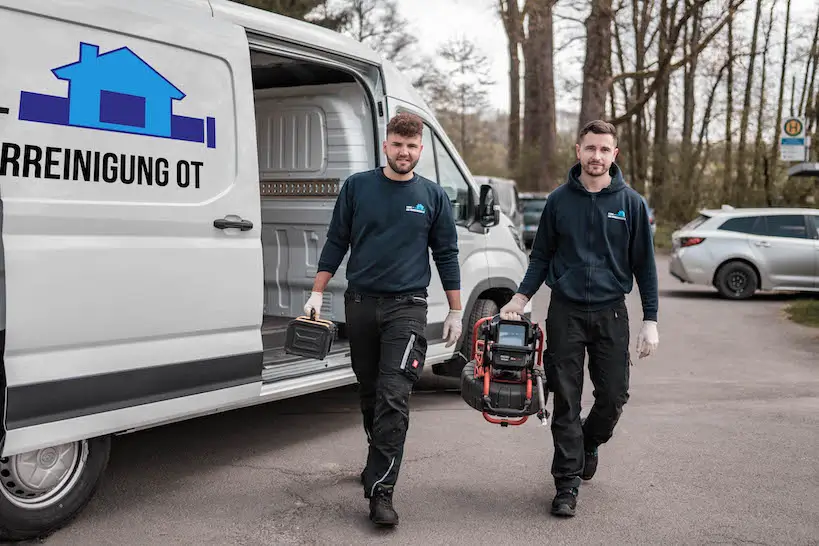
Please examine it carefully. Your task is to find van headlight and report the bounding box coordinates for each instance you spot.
[508,226,525,252]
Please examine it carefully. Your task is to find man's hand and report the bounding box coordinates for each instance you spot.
[635,320,658,358]
[442,309,463,347]
[304,291,324,319]
[500,293,529,320]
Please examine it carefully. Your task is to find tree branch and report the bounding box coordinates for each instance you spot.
[611,1,739,84]
[606,0,747,126]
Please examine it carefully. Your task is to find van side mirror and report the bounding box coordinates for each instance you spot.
[478,184,500,227]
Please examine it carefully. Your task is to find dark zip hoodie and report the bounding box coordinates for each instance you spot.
[517,162,658,322]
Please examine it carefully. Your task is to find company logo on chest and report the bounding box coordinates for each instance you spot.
[406,203,426,214]
[607,209,626,222]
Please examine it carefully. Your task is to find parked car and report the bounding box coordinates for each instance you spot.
[519,192,550,248]
[669,206,819,299]
[474,175,524,234]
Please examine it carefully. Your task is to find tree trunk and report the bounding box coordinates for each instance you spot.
[499,0,523,174]
[735,0,763,203]
[752,0,776,196]
[724,11,734,205]
[770,0,792,203]
[681,4,702,212]
[522,0,557,192]
[651,0,670,216]
[538,0,557,191]
[578,0,613,127]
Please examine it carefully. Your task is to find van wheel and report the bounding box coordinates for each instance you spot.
[0,436,111,542]
[462,298,500,362]
[715,261,758,300]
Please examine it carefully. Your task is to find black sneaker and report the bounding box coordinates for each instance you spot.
[582,448,598,481]
[369,486,399,526]
[550,488,578,517]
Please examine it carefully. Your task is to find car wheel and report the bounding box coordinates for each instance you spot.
[715,261,758,300]
[0,436,111,542]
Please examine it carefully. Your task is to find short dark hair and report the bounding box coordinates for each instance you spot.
[386,112,424,139]
[578,119,618,146]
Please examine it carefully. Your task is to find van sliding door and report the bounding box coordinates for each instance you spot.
[0,0,263,455]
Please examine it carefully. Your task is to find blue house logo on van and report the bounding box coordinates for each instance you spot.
[406,203,426,214]
[17,42,216,149]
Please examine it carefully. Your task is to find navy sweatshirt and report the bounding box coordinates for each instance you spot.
[318,168,460,294]
[518,163,659,322]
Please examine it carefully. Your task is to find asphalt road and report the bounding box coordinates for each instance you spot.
[41,256,819,545]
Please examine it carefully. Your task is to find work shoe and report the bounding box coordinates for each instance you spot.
[369,486,399,527]
[582,448,599,481]
[550,488,578,517]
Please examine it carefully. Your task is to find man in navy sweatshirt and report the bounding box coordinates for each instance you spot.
[501,119,659,518]
[304,112,462,527]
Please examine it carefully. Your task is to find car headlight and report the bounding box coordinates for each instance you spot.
[508,226,525,252]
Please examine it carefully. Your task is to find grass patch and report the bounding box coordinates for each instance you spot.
[784,299,819,328]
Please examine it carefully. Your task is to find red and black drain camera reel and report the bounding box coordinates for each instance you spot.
[459,314,549,427]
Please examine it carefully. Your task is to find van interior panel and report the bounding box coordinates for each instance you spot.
[251,50,375,368]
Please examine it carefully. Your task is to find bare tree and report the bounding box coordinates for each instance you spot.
[433,37,495,163]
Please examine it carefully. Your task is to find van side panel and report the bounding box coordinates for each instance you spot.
[254,83,375,321]
[0,1,263,454]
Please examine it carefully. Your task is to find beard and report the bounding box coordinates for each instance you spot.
[581,160,609,177]
[387,154,419,175]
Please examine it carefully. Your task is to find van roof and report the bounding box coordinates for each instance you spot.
[209,0,384,65]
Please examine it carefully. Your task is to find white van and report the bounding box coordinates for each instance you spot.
[0,0,530,539]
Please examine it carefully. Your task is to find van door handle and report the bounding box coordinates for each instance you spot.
[754,241,770,247]
[214,216,253,231]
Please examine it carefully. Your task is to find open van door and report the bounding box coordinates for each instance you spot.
[0,0,263,461]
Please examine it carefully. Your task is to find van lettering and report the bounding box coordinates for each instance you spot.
[156,158,169,186]
[120,154,135,184]
[0,141,200,189]
[177,160,190,188]
[23,145,42,178]
[102,153,117,183]
[137,156,153,186]
[0,142,21,176]
[73,150,91,181]
[45,147,61,180]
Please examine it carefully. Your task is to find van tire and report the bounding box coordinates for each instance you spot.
[0,435,111,542]
[715,261,758,300]
[462,298,500,362]
[459,360,541,415]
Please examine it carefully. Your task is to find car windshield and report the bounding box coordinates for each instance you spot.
[522,199,547,212]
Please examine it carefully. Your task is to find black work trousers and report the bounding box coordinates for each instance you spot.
[344,290,428,498]
[544,296,631,490]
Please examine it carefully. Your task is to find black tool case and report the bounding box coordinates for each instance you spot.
[284,313,337,360]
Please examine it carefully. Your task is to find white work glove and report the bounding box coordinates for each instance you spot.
[304,291,323,319]
[442,309,463,348]
[500,294,529,320]
[635,320,659,358]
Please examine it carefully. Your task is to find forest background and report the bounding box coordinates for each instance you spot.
[234,0,819,238]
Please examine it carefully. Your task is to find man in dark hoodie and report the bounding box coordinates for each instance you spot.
[500,119,659,517]
[304,112,462,527]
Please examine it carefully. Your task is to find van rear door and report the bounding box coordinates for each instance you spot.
[0,0,263,455]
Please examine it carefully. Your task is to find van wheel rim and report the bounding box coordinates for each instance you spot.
[0,441,88,509]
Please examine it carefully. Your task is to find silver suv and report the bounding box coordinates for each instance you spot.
[669,206,819,299]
